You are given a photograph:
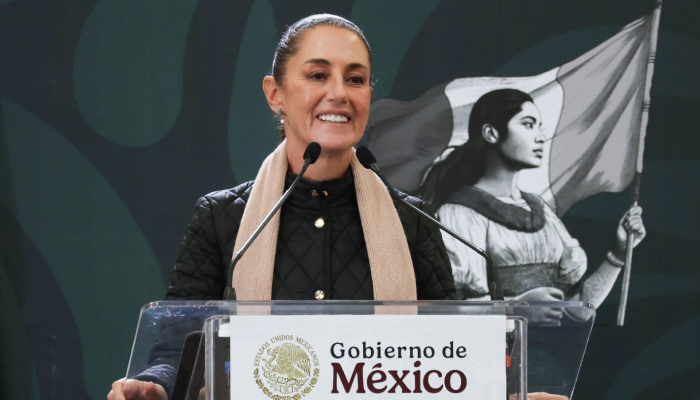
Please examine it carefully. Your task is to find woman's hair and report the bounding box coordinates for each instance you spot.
[420,88,534,209]
[271,14,372,140]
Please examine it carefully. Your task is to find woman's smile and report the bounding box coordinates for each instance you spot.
[317,112,350,123]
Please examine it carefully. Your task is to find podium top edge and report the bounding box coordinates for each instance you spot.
[139,299,593,312]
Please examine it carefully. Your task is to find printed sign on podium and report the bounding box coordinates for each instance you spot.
[124,301,595,400]
[227,315,505,399]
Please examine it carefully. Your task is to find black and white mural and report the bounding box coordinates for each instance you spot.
[367,11,655,316]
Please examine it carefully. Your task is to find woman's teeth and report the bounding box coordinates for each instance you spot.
[318,114,348,123]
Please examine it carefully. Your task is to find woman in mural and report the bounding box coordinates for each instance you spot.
[422,89,646,309]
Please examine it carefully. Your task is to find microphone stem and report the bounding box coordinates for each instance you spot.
[370,163,505,301]
[224,158,312,300]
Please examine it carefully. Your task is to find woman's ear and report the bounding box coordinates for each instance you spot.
[262,76,282,113]
[482,124,499,144]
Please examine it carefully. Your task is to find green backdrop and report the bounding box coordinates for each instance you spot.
[0,0,698,398]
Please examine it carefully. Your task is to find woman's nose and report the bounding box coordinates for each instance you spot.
[327,76,348,104]
[535,128,545,142]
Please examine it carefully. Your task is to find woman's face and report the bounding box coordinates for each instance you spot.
[498,101,545,169]
[274,26,372,154]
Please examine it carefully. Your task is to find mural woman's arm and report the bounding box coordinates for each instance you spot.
[436,204,490,300]
[581,206,646,308]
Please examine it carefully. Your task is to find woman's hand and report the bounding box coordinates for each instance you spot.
[515,286,565,302]
[514,287,565,325]
[510,392,569,400]
[612,206,646,258]
[527,393,569,400]
[107,379,166,400]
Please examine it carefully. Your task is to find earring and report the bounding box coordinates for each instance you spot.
[278,108,284,125]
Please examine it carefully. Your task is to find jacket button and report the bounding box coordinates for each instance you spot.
[315,290,325,300]
[311,190,319,198]
[314,217,325,228]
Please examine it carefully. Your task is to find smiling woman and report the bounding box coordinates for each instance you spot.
[262,22,373,182]
[107,14,456,400]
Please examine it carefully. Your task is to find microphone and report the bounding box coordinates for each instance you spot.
[355,146,505,301]
[223,142,322,300]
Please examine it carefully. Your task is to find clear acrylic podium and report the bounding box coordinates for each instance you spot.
[125,301,594,400]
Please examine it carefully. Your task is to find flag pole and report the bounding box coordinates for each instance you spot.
[617,0,663,326]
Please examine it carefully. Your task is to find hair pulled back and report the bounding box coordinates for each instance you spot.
[271,14,372,140]
[420,89,534,209]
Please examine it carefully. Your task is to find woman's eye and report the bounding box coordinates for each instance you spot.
[524,122,534,128]
[309,72,327,81]
[348,76,365,85]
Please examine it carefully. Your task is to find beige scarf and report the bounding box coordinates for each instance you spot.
[232,141,416,300]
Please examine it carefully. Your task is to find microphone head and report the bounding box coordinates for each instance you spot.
[303,142,322,164]
[355,146,376,169]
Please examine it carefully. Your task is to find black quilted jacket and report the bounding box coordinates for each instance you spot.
[165,171,456,301]
[136,171,456,397]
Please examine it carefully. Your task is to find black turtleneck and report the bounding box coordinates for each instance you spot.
[271,169,373,300]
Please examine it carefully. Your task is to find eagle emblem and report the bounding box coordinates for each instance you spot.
[254,336,320,400]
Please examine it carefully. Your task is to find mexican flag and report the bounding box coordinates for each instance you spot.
[366,13,657,216]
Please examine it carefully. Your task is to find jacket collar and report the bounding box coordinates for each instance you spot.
[284,168,356,210]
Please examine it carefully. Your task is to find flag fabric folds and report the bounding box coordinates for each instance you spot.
[366,14,653,216]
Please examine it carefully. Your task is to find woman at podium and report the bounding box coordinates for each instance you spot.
[165,14,456,302]
[109,13,456,400]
